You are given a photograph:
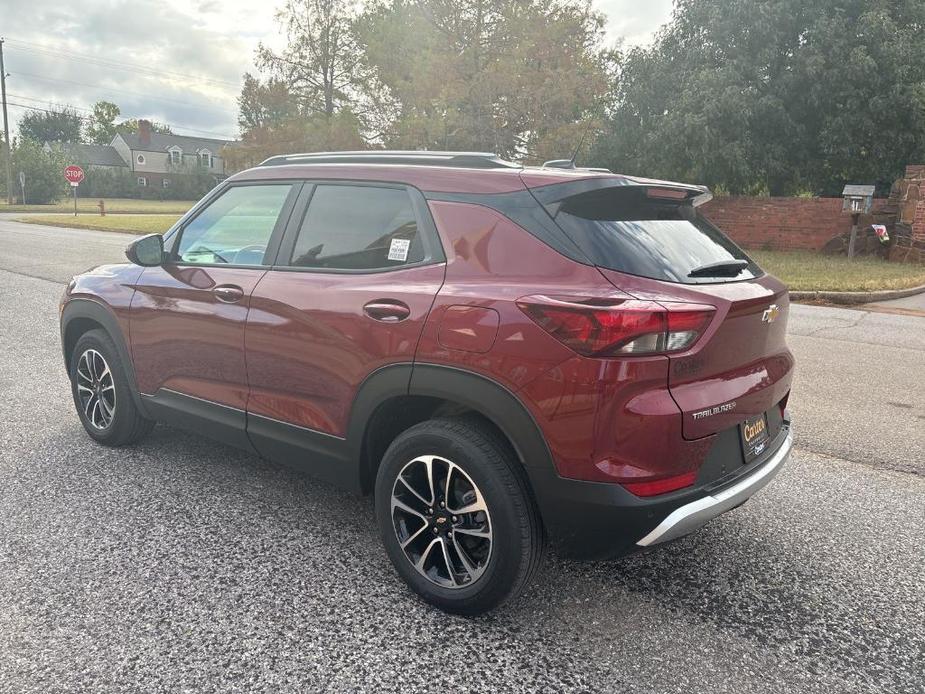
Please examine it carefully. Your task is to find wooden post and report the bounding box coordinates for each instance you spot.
[847,212,859,258]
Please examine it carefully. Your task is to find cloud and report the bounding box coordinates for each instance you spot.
[594,0,673,47]
[1,0,670,141]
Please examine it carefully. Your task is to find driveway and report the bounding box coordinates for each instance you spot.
[0,220,922,693]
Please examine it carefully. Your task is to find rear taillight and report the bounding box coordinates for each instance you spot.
[622,471,697,497]
[517,296,715,357]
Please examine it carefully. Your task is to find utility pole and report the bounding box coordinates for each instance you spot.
[0,38,13,205]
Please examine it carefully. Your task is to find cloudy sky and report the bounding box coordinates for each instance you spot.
[2,0,672,142]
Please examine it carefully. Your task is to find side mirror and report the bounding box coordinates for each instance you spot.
[126,234,165,267]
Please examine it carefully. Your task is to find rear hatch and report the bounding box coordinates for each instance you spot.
[529,177,795,440]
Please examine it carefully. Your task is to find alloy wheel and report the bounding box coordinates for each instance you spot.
[76,349,116,430]
[391,455,493,589]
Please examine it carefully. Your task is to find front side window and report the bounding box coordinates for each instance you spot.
[288,185,423,270]
[176,184,293,266]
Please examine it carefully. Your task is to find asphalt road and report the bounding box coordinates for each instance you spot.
[0,220,923,693]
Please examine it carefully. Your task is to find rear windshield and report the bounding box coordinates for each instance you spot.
[552,187,761,284]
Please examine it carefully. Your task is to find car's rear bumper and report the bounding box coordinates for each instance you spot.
[636,429,792,546]
[525,418,792,559]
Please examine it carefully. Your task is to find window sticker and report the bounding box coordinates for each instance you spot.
[388,238,411,262]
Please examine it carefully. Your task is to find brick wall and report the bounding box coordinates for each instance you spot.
[700,196,887,251]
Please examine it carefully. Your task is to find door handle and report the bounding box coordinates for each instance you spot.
[364,300,411,322]
[213,284,245,303]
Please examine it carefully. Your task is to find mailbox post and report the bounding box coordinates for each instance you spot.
[842,184,875,258]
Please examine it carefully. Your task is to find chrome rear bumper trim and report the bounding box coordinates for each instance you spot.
[636,429,793,547]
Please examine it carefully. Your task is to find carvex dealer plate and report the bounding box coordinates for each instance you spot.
[740,413,771,463]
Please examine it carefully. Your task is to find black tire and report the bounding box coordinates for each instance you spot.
[375,417,544,615]
[69,329,154,446]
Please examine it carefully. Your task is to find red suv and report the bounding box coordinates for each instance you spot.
[60,151,794,614]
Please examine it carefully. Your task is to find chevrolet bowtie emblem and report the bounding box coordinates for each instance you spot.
[762,304,780,324]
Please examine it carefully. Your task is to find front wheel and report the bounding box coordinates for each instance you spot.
[69,329,154,446]
[375,418,544,615]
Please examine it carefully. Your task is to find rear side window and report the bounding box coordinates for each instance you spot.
[553,188,761,284]
[288,185,424,270]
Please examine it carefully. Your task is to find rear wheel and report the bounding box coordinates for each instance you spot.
[69,329,154,446]
[375,418,543,615]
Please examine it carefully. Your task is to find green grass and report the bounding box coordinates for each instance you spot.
[751,250,925,292]
[17,214,182,235]
[1,198,195,214]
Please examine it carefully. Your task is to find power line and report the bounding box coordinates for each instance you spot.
[5,100,237,140]
[10,71,229,110]
[3,39,241,89]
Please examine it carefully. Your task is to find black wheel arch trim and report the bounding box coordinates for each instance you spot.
[60,298,150,416]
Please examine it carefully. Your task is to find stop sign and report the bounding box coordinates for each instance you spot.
[64,165,85,185]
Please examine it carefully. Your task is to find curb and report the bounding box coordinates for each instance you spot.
[790,283,925,305]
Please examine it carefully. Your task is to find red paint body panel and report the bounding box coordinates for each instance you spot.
[244,265,445,436]
[437,305,500,354]
[418,200,714,484]
[599,269,795,439]
[66,263,144,341]
[129,265,267,409]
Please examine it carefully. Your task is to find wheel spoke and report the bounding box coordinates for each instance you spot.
[414,538,440,571]
[444,463,454,505]
[83,392,97,419]
[397,475,432,511]
[77,384,94,395]
[423,456,436,505]
[448,498,488,515]
[450,534,479,579]
[454,526,490,539]
[99,395,114,420]
[392,497,428,522]
[400,522,429,550]
[438,538,458,587]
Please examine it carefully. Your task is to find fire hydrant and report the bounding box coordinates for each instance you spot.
[98,200,106,216]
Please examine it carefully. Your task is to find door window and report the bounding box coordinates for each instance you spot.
[288,185,424,270]
[176,184,293,266]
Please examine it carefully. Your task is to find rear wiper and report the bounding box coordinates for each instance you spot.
[688,259,749,278]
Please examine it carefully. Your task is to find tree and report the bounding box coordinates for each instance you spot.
[85,101,121,145]
[592,0,925,196]
[238,73,302,133]
[18,106,82,143]
[257,0,369,120]
[116,119,173,136]
[224,110,366,171]
[355,0,614,161]
[10,139,67,204]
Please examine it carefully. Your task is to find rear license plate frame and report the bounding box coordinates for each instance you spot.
[740,412,771,464]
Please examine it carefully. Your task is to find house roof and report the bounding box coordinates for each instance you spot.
[842,184,876,197]
[118,131,233,153]
[52,142,127,168]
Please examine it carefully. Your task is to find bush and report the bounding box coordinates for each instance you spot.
[4,139,68,204]
[80,167,140,199]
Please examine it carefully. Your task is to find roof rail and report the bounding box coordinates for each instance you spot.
[258,150,520,169]
[542,158,612,173]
